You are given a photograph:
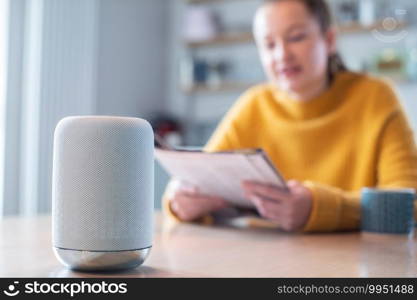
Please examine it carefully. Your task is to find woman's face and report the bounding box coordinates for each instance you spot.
[254,0,335,96]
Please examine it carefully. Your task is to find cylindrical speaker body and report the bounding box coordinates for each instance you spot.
[52,116,154,271]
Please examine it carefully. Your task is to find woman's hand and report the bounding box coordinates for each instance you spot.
[168,180,228,222]
[241,180,313,232]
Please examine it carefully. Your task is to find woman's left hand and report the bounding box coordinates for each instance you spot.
[241,180,313,232]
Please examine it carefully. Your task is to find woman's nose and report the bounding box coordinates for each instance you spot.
[272,42,292,62]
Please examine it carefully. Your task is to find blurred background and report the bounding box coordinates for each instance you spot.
[0,0,416,216]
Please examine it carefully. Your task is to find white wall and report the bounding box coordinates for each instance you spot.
[94,0,171,210]
[0,0,10,216]
[96,0,168,118]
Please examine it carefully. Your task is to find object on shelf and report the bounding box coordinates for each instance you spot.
[206,60,229,87]
[332,0,410,34]
[183,6,220,42]
[372,48,406,81]
[378,0,410,24]
[179,57,209,87]
[149,114,183,148]
[359,0,375,26]
[193,60,210,83]
[335,0,359,25]
[180,56,231,89]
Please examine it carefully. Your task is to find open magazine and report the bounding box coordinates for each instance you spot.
[155,147,287,209]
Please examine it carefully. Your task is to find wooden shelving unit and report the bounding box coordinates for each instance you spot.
[184,20,408,49]
[186,0,249,4]
[183,18,405,95]
[182,81,257,94]
[337,20,407,34]
[186,32,253,48]
[180,0,414,146]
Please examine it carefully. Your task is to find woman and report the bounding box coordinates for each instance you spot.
[163,0,417,232]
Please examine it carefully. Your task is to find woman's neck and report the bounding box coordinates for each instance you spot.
[285,76,329,102]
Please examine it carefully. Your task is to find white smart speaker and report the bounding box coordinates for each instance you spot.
[52,116,154,271]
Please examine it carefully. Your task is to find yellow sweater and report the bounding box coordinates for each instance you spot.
[164,71,417,232]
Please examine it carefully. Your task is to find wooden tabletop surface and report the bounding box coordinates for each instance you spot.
[1,212,416,277]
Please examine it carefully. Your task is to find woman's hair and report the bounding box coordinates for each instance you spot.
[263,0,347,79]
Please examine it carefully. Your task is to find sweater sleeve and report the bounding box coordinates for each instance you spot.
[162,179,215,225]
[302,108,417,232]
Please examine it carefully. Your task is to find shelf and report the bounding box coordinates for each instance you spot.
[184,20,407,48]
[186,0,251,4]
[186,32,254,48]
[337,20,407,34]
[182,81,256,94]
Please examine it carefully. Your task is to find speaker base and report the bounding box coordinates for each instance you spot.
[53,247,151,272]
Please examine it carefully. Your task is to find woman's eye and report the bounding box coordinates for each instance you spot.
[287,33,307,42]
[265,41,275,50]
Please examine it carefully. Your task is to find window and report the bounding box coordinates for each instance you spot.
[0,0,10,216]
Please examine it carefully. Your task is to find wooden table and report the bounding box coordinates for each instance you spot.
[1,212,416,277]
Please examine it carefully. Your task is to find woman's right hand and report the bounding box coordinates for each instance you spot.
[167,180,228,222]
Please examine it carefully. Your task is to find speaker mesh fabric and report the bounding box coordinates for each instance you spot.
[52,116,154,251]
